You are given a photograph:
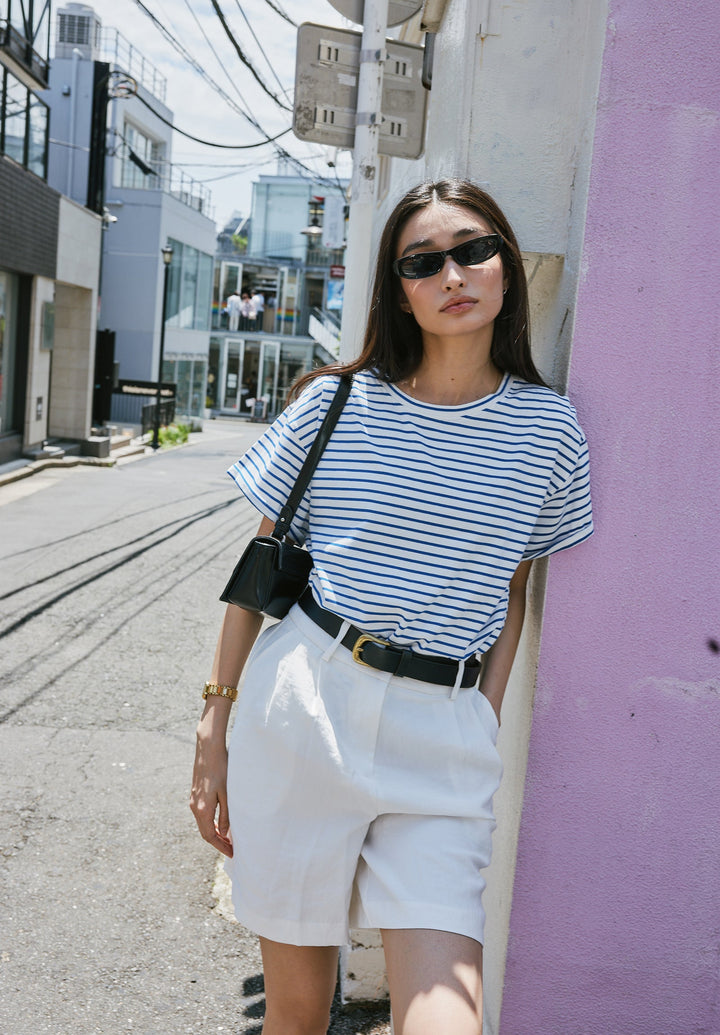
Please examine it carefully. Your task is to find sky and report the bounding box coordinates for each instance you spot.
[75,0,356,228]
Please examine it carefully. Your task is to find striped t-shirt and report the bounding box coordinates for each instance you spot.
[228,369,593,659]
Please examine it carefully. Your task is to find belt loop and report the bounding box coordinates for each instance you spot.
[322,620,351,662]
[450,659,465,700]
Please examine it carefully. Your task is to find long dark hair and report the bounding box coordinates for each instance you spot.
[290,178,546,400]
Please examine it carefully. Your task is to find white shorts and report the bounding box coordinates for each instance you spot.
[225,603,503,947]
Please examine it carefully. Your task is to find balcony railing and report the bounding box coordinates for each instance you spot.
[306,245,345,268]
[118,157,213,218]
[101,27,167,103]
[0,20,49,87]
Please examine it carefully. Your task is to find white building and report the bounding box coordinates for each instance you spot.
[208,168,347,421]
[46,3,216,419]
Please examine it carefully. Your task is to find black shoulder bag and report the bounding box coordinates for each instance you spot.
[220,375,352,618]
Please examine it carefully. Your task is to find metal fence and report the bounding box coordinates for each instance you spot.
[110,380,176,430]
[141,400,175,435]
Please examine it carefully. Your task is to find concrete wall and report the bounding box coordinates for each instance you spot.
[344,4,610,1026]
[21,197,100,448]
[500,1,720,1031]
[23,277,55,448]
[398,5,608,1031]
[50,282,95,439]
[47,56,95,206]
[48,197,101,441]
[57,196,101,290]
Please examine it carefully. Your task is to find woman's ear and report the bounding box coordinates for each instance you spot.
[399,296,412,314]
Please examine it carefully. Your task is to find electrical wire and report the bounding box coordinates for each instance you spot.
[130,0,342,187]
[181,0,256,112]
[133,91,292,148]
[262,0,296,27]
[231,0,292,102]
[208,0,292,111]
[131,0,275,139]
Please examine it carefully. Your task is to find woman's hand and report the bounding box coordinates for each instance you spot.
[190,706,234,858]
[190,532,268,857]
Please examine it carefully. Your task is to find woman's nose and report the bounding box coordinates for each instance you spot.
[441,258,466,289]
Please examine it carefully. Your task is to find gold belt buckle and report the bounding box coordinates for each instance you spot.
[352,632,389,667]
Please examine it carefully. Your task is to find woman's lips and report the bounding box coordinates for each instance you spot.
[440,297,476,314]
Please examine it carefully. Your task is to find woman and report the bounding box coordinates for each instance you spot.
[191,179,593,1034]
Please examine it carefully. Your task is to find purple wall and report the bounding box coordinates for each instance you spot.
[501,2,720,1031]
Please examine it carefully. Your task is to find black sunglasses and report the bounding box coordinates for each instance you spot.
[393,234,503,280]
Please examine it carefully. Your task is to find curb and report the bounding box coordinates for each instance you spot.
[0,454,120,489]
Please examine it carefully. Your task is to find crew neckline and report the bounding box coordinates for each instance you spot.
[384,372,512,412]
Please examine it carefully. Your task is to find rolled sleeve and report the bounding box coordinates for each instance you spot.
[227,376,339,542]
[523,429,594,560]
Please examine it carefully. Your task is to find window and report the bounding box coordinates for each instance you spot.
[0,67,48,176]
[161,354,208,416]
[120,120,163,189]
[165,239,213,331]
[27,91,47,177]
[2,70,26,164]
[180,247,198,327]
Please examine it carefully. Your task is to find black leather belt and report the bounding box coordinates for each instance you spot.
[298,590,482,689]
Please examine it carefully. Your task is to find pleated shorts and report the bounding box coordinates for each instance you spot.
[225,603,503,947]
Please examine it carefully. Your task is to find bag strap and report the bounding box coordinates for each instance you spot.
[272,374,352,539]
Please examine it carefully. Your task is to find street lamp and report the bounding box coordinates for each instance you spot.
[300,217,323,237]
[152,243,174,450]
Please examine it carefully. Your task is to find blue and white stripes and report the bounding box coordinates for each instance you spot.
[228,370,593,659]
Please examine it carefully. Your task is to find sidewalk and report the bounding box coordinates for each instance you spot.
[0,434,157,489]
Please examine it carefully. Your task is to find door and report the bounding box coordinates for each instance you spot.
[259,340,280,420]
[222,338,243,411]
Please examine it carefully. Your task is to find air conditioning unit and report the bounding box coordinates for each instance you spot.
[55,3,101,60]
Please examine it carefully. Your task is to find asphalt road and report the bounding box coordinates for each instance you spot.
[0,422,391,1035]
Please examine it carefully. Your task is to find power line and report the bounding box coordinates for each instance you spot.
[133,91,292,148]
[262,0,296,27]
[208,0,292,112]
[129,0,341,188]
[131,0,274,139]
[181,0,257,112]
[231,0,292,103]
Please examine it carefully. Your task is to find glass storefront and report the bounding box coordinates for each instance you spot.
[0,271,18,436]
[161,354,207,417]
[208,336,316,420]
[165,240,213,331]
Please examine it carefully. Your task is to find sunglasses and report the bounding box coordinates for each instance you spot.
[393,234,503,280]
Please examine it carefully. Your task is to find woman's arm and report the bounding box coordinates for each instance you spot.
[189,515,274,857]
[478,559,533,724]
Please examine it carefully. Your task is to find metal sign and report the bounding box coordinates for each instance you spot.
[327,0,423,27]
[322,195,346,249]
[294,23,427,159]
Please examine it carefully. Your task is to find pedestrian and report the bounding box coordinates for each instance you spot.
[191,178,593,1035]
[251,287,265,328]
[226,290,241,332]
[240,291,257,330]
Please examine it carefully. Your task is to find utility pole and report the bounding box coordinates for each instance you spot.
[339,0,389,362]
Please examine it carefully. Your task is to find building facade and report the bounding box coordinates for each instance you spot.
[208,169,346,421]
[46,4,216,420]
[0,0,101,461]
